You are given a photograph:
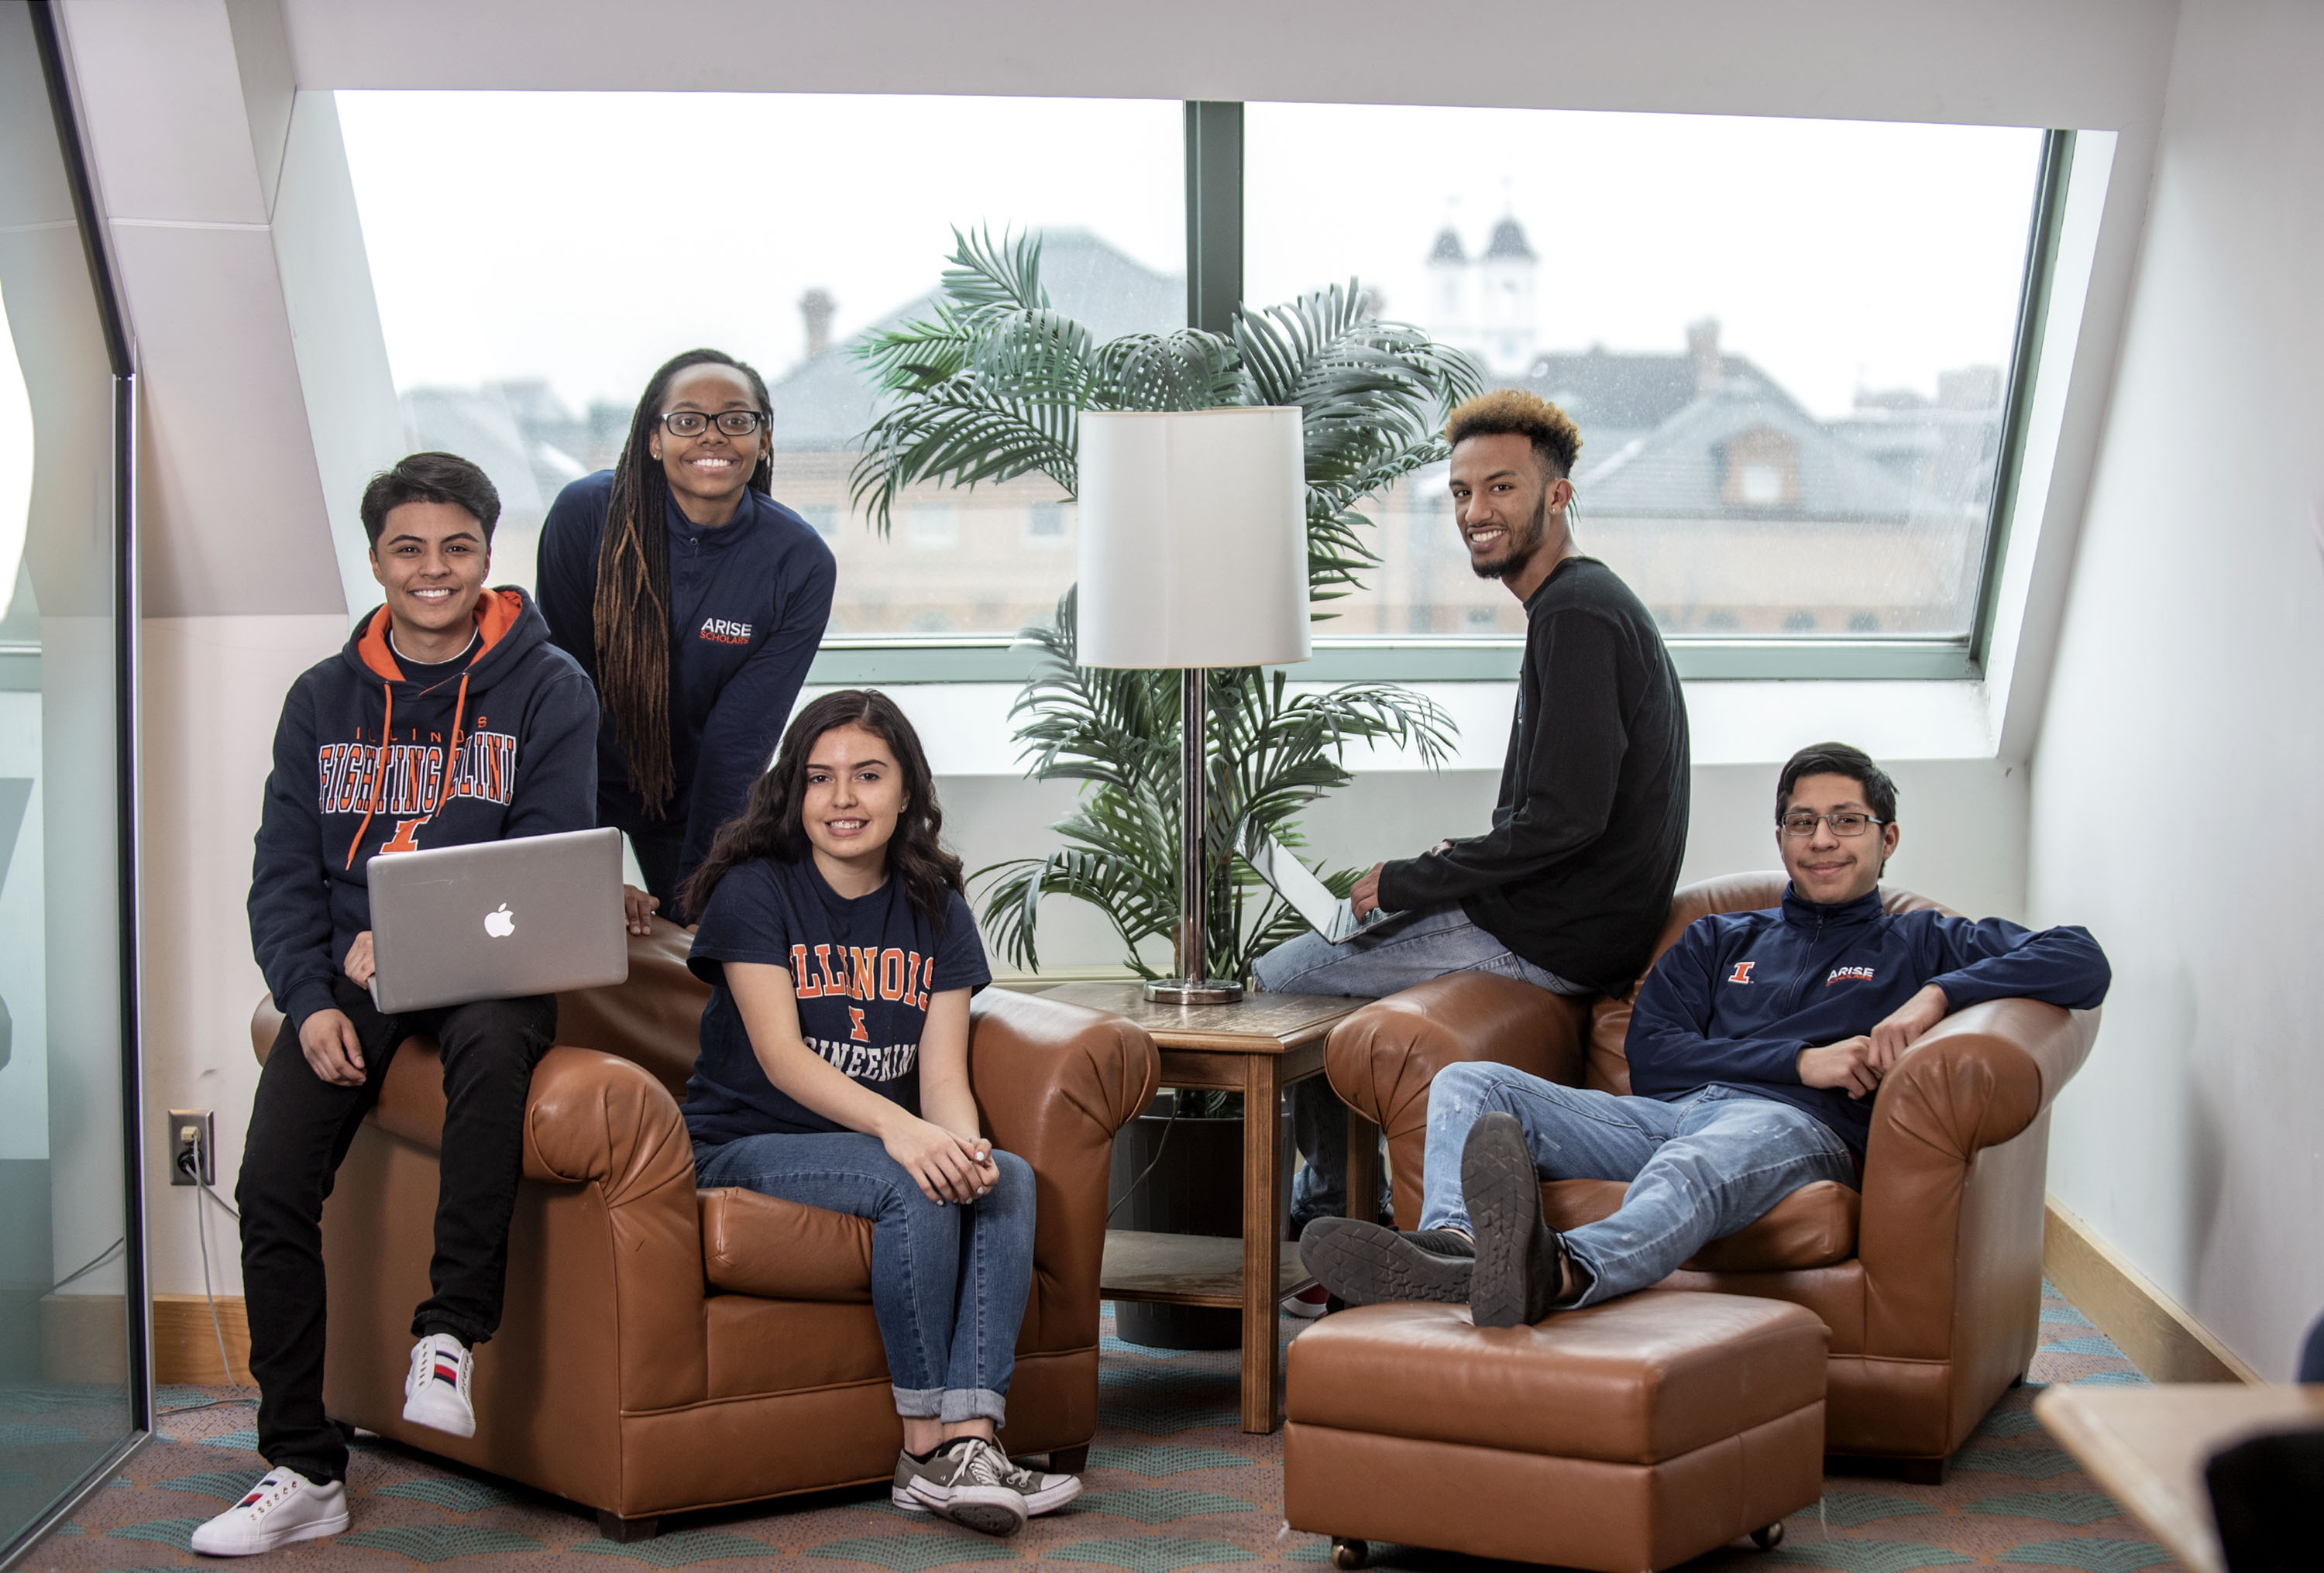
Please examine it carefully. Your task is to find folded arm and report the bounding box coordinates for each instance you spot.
[725,962,991,1204]
[1622,926,1813,1094]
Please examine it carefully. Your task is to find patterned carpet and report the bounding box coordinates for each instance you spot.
[29,1283,2174,1572]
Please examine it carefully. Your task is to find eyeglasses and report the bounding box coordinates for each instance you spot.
[1778,812,1886,839]
[658,410,767,438]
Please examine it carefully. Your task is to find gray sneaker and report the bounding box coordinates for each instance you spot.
[988,1446,1081,1516]
[1299,1217,1475,1307]
[901,1437,1027,1536]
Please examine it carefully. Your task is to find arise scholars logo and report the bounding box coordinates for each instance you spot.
[699,616,754,645]
[484,903,515,939]
[1826,965,1875,986]
[1728,961,1756,984]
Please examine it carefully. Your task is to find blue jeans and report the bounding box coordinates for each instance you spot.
[1251,905,1587,1231]
[1418,1062,1858,1306]
[695,1132,1036,1424]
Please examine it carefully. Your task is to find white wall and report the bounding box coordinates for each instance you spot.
[138,616,342,1299]
[2031,0,2324,1381]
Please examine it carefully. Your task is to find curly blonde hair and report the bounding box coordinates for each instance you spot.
[1446,390,1582,479]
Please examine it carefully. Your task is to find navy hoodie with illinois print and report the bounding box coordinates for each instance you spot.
[248,587,599,1032]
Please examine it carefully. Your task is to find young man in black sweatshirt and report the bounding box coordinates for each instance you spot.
[196,453,598,1558]
[1253,390,1691,1248]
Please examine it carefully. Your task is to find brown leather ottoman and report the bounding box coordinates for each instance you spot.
[1284,1290,1828,1572]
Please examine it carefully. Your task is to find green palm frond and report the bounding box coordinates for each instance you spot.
[852,231,1473,982]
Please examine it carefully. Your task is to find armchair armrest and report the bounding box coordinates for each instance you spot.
[1323,974,1590,1231]
[967,988,1159,1352]
[1866,998,2100,1170]
[1858,998,2102,1372]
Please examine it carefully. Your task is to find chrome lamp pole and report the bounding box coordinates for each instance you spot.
[1150,663,1239,1004]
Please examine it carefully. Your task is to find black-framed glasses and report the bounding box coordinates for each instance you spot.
[1777,812,1886,839]
[658,410,767,438]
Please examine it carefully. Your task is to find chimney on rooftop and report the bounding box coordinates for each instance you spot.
[799,288,836,359]
[1686,318,1722,396]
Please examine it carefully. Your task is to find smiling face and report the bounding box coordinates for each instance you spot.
[800,723,908,891]
[1778,771,1901,906]
[368,500,490,658]
[649,362,768,525]
[1449,431,1574,591]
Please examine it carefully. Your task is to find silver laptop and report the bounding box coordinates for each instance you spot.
[1240,826,1399,945]
[367,827,628,1012]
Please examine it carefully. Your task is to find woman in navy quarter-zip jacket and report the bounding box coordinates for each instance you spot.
[538,349,836,926]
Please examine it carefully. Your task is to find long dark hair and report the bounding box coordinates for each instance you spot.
[684,689,965,926]
[593,348,775,815]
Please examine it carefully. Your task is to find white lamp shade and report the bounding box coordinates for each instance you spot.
[1076,407,1311,669]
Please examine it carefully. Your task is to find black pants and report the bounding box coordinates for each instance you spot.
[602,794,688,921]
[236,977,555,1483]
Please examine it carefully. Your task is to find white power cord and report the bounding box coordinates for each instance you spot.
[177,1145,253,1411]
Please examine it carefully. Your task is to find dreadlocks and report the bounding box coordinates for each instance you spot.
[593,349,775,814]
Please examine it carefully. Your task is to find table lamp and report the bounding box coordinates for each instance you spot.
[1078,407,1310,1004]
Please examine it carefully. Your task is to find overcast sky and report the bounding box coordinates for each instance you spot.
[338,91,2042,424]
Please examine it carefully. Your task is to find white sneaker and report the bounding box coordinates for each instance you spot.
[189,1467,349,1556]
[401,1332,476,1438]
[990,1445,1081,1516]
[902,1437,1028,1536]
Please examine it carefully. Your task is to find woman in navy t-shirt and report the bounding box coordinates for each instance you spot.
[681,689,1078,1537]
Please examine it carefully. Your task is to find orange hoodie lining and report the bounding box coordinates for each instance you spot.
[342,591,517,868]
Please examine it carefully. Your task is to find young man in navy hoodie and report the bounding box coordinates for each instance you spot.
[196,453,597,1558]
[1299,742,2110,1329]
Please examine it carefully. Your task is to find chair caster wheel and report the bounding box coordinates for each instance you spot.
[1331,1537,1369,1569]
[1750,1523,1785,1551]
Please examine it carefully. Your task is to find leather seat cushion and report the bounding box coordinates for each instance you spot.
[1285,1290,1827,1464]
[699,1189,872,1302]
[1542,1179,1860,1272]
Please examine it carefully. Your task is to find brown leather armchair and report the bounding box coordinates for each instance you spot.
[249,922,1158,1536]
[1325,873,2100,1479]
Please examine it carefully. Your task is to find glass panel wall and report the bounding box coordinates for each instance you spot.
[337,91,1185,638]
[1244,105,2045,642]
[0,1,144,1555]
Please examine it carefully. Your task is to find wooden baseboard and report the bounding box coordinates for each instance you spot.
[2044,1197,2260,1384]
[154,1293,253,1386]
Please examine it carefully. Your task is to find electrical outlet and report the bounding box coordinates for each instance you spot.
[169,1108,214,1187]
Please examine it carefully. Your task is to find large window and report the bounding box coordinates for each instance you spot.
[340,91,2058,681]
[1246,105,2050,673]
[339,92,1183,637]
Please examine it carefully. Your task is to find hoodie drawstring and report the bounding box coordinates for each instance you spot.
[344,683,394,870]
[435,673,470,818]
[342,671,474,871]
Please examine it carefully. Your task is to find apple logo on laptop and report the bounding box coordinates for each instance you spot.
[485,903,516,939]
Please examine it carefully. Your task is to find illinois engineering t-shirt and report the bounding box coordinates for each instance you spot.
[680,856,991,1147]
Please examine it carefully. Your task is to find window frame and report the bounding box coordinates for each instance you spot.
[808,111,2075,688]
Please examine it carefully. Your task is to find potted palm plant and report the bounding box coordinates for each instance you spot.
[851,230,1477,1344]
[851,228,1476,985]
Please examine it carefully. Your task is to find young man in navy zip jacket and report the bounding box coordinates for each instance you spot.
[1300,741,2109,1328]
[198,454,598,1558]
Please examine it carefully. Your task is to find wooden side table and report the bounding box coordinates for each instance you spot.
[1042,983,1372,1433]
[2035,1382,2324,1573]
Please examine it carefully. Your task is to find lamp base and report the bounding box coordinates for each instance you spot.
[1143,978,1246,1005]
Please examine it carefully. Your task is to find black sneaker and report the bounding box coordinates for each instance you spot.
[1299,1218,1475,1307]
[1462,1111,1570,1328]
